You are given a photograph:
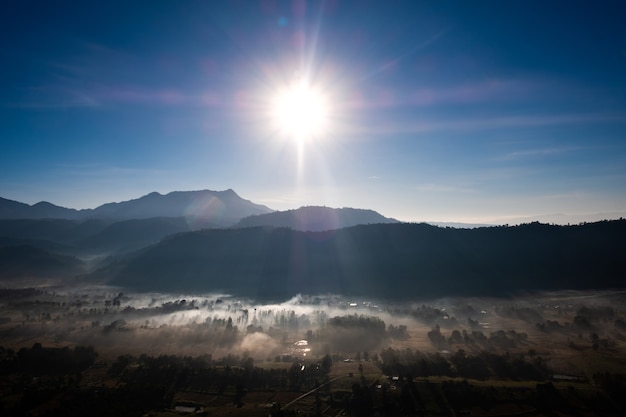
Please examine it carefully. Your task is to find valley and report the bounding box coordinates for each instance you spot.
[1,287,625,415]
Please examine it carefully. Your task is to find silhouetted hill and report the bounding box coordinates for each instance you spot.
[79,217,192,253]
[0,189,275,256]
[0,237,73,254]
[234,206,399,231]
[0,189,273,227]
[0,219,109,244]
[108,220,626,301]
[0,197,84,220]
[0,217,192,255]
[0,245,84,279]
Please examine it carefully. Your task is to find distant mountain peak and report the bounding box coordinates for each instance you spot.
[0,189,273,226]
[88,189,273,227]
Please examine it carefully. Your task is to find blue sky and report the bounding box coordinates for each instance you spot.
[1,0,625,224]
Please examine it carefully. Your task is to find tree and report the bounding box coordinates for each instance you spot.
[427,325,446,348]
[321,354,332,373]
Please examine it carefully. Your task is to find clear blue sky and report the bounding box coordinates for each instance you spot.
[2,0,625,224]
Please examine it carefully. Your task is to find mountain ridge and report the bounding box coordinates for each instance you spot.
[0,196,84,220]
[0,189,273,225]
[0,244,85,280]
[234,205,399,231]
[106,220,626,301]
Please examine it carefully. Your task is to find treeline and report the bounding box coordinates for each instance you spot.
[1,344,624,417]
[379,346,548,381]
[314,315,389,352]
[109,352,330,393]
[109,219,626,301]
[427,325,529,350]
[0,343,97,375]
[297,315,406,353]
[0,344,333,416]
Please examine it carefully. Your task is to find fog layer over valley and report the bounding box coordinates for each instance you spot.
[3,284,626,416]
[2,287,626,376]
[1,288,405,359]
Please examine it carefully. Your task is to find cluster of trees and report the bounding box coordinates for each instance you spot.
[531,305,626,352]
[577,306,615,321]
[387,324,408,340]
[0,287,43,299]
[306,315,391,352]
[0,343,97,375]
[571,307,616,331]
[535,319,567,332]
[427,325,528,350]
[535,316,624,334]
[325,315,386,332]
[0,344,335,416]
[109,351,334,394]
[379,347,548,380]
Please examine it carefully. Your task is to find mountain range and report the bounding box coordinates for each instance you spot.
[1,189,625,302]
[0,189,272,224]
[0,189,278,254]
[0,190,402,281]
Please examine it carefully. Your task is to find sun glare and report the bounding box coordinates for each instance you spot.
[271,81,330,142]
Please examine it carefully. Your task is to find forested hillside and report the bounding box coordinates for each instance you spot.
[109,220,626,301]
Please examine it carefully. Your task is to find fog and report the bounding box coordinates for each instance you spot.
[1,286,626,376]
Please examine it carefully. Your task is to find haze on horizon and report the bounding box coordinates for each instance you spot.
[1,1,625,225]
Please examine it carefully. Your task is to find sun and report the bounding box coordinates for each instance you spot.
[271,80,330,142]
